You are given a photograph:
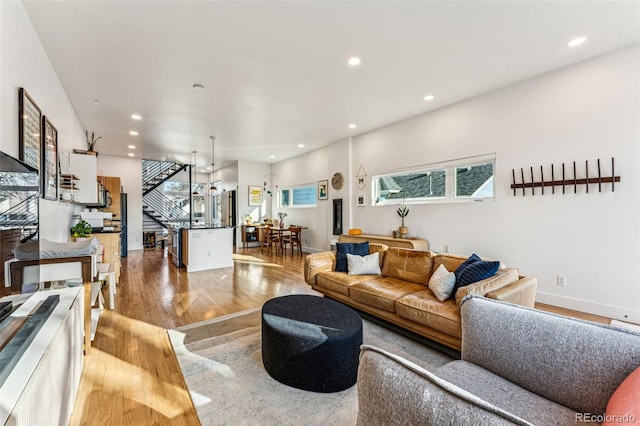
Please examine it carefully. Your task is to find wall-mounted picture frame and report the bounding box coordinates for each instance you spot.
[19,88,42,171]
[249,185,263,206]
[318,179,328,200]
[356,194,366,207]
[41,116,58,200]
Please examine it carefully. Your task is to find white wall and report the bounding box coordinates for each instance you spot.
[271,149,332,252]
[349,46,639,322]
[0,0,85,241]
[98,155,143,251]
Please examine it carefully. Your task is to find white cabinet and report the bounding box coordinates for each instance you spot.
[69,153,98,203]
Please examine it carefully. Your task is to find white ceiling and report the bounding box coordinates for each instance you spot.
[23,1,640,171]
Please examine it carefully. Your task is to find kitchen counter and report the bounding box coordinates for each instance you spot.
[181,227,233,272]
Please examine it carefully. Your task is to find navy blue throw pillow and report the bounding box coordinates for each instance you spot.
[455,260,501,291]
[453,253,481,282]
[335,242,369,272]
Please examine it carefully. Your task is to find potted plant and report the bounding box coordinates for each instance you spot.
[70,220,93,240]
[242,214,252,225]
[396,200,409,238]
[277,212,287,229]
[86,130,102,155]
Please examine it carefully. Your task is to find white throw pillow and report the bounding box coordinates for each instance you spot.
[428,264,456,301]
[347,252,381,276]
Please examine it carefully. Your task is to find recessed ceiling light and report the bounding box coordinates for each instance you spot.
[193,83,205,91]
[129,130,138,136]
[131,114,142,120]
[298,144,304,148]
[566,36,587,47]
[423,94,435,101]
[206,166,212,170]
[270,154,275,159]
[128,145,136,149]
[128,153,135,157]
[347,57,361,66]
[348,124,357,129]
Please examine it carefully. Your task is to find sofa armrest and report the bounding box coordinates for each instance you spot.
[304,252,336,285]
[455,268,526,309]
[486,276,537,308]
[357,345,532,426]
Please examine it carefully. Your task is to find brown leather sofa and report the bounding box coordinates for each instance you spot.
[304,244,537,350]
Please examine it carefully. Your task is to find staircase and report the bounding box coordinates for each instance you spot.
[142,159,188,195]
[142,160,191,233]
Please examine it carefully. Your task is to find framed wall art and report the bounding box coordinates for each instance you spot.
[19,88,42,171]
[318,179,328,200]
[41,116,58,200]
[249,185,263,206]
[356,194,366,207]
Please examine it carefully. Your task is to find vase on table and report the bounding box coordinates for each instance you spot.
[279,220,285,229]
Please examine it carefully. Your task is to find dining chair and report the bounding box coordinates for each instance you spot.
[261,226,280,254]
[282,226,303,255]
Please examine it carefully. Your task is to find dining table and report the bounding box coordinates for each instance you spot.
[269,226,307,255]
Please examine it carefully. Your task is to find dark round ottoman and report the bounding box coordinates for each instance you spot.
[261,295,363,393]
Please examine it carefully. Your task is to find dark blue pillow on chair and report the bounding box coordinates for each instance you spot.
[335,242,370,272]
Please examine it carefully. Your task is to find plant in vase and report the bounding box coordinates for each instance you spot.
[86,130,102,155]
[242,214,252,224]
[277,212,287,229]
[396,199,409,238]
[70,220,93,240]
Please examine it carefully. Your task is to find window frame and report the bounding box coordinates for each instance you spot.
[279,183,318,208]
[372,153,496,206]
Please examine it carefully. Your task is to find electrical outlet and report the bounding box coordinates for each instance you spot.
[557,275,567,287]
[443,245,449,253]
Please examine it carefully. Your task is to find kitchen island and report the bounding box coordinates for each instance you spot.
[181,226,234,272]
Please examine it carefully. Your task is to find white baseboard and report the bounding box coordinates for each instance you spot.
[536,292,640,324]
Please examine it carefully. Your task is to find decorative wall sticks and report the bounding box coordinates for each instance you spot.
[510,158,620,196]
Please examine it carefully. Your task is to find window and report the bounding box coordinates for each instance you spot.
[455,162,494,198]
[373,154,495,205]
[279,184,317,208]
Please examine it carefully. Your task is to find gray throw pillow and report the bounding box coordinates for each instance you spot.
[347,252,381,276]
[428,264,456,301]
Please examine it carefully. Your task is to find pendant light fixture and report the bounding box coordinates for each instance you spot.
[210,136,218,193]
[192,150,199,195]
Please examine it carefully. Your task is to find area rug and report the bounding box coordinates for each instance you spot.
[168,306,453,426]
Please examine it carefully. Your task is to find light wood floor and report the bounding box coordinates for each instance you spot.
[69,246,610,425]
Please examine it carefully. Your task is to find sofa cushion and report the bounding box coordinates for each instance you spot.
[428,264,456,301]
[436,361,590,425]
[603,367,640,426]
[348,252,381,276]
[461,296,640,416]
[395,290,462,338]
[335,242,369,272]
[381,248,433,284]
[350,277,426,312]
[433,253,470,275]
[455,268,519,307]
[316,271,378,296]
[357,346,533,426]
[368,243,388,268]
